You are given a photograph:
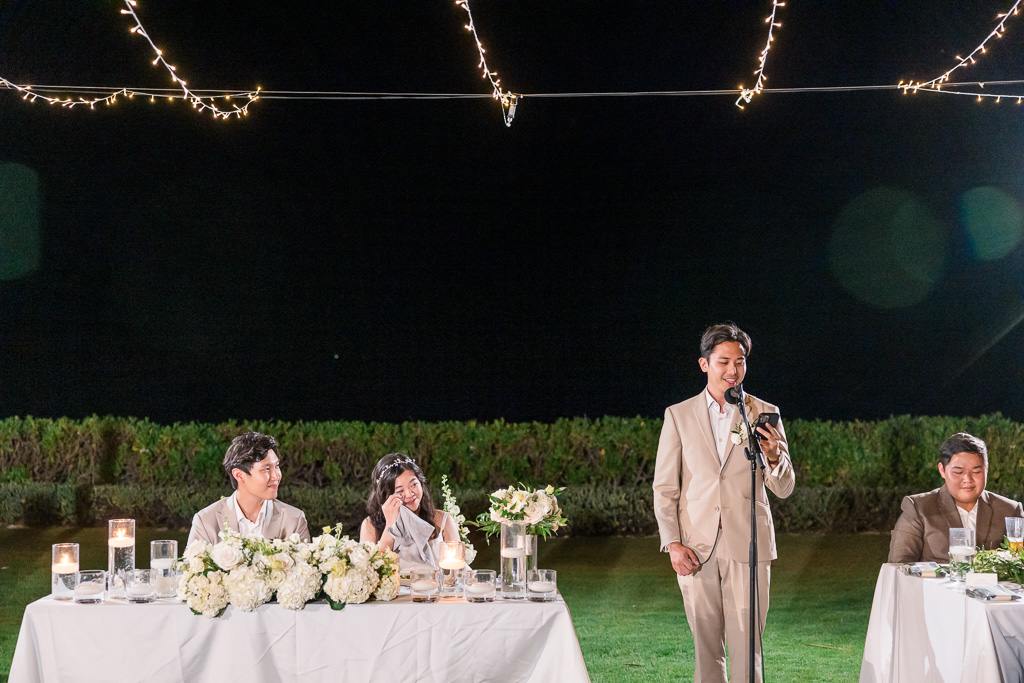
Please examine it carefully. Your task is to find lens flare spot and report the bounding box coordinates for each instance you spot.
[828,187,949,309]
[958,186,1023,261]
[0,162,41,281]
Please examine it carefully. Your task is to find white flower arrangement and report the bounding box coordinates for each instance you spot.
[473,484,568,540]
[178,525,400,617]
[310,524,401,610]
[440,474,477,565]
[177,539,231,618]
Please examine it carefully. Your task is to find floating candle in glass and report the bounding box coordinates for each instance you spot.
[51,543,80,601]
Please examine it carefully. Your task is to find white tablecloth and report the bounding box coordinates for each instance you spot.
[10,594,590,683]
[860,563,1024,683]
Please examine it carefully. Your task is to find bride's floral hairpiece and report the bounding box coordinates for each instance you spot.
[376,457,415,485]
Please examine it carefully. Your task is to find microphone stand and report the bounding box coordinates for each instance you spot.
[737,391,765,683]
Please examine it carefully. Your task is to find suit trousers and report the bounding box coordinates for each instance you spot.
[677,540,771,683]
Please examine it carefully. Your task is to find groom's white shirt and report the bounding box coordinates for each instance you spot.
[232,493,272,538]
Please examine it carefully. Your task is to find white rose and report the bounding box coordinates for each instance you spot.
[210,543,244,571]
[189,556,206,573]
[287,533,302,544]
[270,553,295,572]
[183,539,209,560]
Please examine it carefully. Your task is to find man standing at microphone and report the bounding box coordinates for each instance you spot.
[653,323,796,683]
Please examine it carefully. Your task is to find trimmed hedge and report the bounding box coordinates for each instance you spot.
[0,483,913,536]
[2,414,1023,533]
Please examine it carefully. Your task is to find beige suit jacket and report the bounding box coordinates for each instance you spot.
[653,392,796,563]
[888,487,1024,563]
[187,496,311,547]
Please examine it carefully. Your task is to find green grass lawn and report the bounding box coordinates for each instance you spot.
[0,529,890,682]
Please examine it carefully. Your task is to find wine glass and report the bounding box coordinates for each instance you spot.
[948,527,976,584]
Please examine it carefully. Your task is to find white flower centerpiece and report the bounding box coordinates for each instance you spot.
[440,475,477,565]
[178,523,400,617]
[311,524,401,610]
[473,484,568,541]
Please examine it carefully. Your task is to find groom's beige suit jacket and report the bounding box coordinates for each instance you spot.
[653,392,796,564]
[187,497,311,547]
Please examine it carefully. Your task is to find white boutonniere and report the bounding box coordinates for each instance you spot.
[729,397,757,445]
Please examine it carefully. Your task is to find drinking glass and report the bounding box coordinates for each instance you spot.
[1006,518,1024,552]
[949,527,976,583]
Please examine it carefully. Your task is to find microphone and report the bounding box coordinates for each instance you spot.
[724,384,745,405]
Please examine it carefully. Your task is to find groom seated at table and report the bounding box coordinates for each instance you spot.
[187,431,311,546]
[889,432,1023,563]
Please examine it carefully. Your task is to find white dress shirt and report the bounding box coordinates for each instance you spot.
[955,502,978,534]
[232,493,273,538]
[705,389,736,463]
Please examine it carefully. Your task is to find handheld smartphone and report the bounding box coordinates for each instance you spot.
[753,412,780,440]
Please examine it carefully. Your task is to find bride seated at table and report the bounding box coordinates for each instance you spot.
[359,453,460,572]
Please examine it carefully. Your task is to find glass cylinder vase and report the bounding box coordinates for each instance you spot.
[51,543,80,601]
[524,533,539,573]
[107,518,136,600]
[500,521,528,599]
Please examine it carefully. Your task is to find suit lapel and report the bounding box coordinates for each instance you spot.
[721,399,754,471]
[263,503,283,540]
[938,487,965,532]
[691,397,717,463]
[976,492,994,547]
[222,496,240,534]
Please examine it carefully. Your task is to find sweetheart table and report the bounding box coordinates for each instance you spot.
[10,593,590,682]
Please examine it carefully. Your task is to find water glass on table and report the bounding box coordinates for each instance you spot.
[948,527,976,584]
[1006,517,1024,552]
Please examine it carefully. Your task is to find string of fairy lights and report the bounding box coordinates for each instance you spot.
[900,0,1024,102]
[454,0,518,127]
[735,1,786,109]
[4,2,1024,124]
[0,0,259,117]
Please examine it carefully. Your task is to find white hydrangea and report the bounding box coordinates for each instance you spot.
[182,571,229,618]
[325,566,378,605]
[373,572,400,602]
[223,565,272,612]
[277,561,322,610]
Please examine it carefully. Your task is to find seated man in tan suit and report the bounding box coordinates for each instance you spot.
[889,432,1023,563]
[187,431,310,546]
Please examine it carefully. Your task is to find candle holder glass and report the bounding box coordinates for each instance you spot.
[410,569,440,603]
[500,521,528,599]
[465,569,496,603]
[438,541,466,599]
[125,569,157,604]
[150,540,179,598]
[51,543,80,601]
[107,519,136,600]
[527,569,557,602]
[74,570,107,604]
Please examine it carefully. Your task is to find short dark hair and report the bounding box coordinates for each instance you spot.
[700,322,752,360]
[939,432,988,467]
[223,431,280,489]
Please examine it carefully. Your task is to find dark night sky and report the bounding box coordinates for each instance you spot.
[2,1,1024,423]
